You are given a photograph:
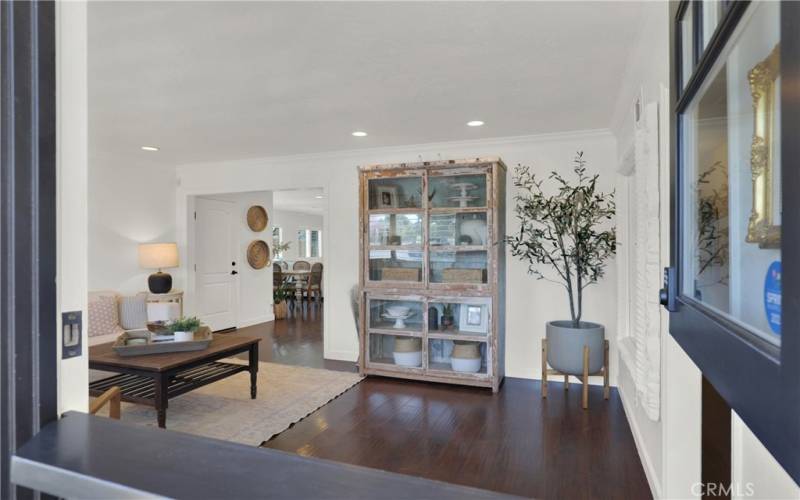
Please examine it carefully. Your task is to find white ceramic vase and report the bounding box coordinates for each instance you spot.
[174,330,194,342]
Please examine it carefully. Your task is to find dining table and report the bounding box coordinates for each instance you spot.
[281,270,311,278]
[280,269,311,290]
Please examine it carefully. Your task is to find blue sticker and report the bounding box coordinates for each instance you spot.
[764,260,781,335]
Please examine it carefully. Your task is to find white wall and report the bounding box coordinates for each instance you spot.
[189,191,275,328]
[272,209,323,262]
[732,412,800,499]
[611,3,673,496]
[176,131,620,380]
[88,151,176,294]
[57,0,89,413]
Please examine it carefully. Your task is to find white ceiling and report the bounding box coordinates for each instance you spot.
[273,188,325,216]
[88,1,644,167]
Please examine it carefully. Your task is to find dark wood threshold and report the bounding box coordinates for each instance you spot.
[11,412,517,499]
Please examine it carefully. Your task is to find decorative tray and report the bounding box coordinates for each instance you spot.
[112,326,213,357]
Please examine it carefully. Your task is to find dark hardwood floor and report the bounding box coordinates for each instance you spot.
[228,303,355,372]
[264,376,651,499]
[224,303,651,499]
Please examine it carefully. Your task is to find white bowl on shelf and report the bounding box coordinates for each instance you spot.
[451,356,482,373]
[385,306,411,317]
[393,350,422,367]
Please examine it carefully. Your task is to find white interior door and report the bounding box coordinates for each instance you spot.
[195,197,238,331]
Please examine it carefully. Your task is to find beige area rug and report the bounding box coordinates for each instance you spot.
[92,361,362,446]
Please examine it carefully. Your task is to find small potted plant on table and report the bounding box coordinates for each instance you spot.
[170,316,202,342]
[506,152,616,406]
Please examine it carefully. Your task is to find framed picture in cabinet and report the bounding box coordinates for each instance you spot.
[375,186,399,208]
[459,304,488,333]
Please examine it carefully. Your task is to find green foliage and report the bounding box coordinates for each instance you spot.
[274,283,294,304]
[169,316,201,333]
[506,152,616,327]
[273,241,291,259]
[442,303,454,317]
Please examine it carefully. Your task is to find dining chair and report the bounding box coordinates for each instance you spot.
[301,263,323,303]
[293,260,311,271]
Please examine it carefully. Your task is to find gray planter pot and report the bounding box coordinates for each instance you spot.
[546,320,605,376]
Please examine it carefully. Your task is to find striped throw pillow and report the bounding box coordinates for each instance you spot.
[118,293,148,330]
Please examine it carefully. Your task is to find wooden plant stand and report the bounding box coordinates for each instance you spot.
[541,339,609,409]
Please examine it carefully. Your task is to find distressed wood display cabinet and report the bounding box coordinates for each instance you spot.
[358,158,507,392]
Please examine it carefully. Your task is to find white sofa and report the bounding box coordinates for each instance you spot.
[88,290,181,383]
[88,290,180,346]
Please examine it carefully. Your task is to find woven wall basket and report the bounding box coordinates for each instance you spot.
[246,205,268,232]
[247,240,270,269]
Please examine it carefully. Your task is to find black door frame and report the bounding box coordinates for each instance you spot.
[1,1,59,498]
[669,0,800,484]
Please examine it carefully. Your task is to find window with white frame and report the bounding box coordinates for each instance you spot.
[297,229,321,258]
[272,227,283,260]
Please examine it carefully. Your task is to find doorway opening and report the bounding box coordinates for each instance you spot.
[185,187,334,370]
[265,188,328,369]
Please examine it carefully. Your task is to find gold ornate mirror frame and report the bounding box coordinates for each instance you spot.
[746,43,780,249]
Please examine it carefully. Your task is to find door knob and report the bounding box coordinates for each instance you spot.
[231,270,238,275]
[660,266,677,312]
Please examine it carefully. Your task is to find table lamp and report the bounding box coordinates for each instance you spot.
[139,243,179,294]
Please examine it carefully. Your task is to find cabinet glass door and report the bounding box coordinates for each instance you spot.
[429,212,488,247]
[368,250,423,283]
[369,213,422,246]
[368,176,423,209]
[429,250,488,285]
[369,334,423,368]
[427,300,490,337]
[367,297,424,333]
[427,339,489,376]
[428,174,488,209]
[366,296,424,369]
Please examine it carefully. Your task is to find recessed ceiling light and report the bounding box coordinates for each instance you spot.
[141,145,159,151]
[314,195,324,199]
[352,131,368,137]
[466,120,485,127]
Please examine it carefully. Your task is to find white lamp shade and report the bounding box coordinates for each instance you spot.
[138,243,179,269]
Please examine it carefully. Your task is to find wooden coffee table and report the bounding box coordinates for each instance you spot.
[89,335,261,429]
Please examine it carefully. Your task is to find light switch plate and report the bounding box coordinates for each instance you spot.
[62,311,82,359]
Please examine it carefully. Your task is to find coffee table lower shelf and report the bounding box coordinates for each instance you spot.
[91,361,247,403]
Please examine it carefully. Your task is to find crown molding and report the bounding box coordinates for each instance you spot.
[175,128,614,173]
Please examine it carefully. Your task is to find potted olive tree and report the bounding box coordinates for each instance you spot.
[507,152,616,376]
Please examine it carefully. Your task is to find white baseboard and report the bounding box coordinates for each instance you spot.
[619,380,662,499]
[238,314,274,329]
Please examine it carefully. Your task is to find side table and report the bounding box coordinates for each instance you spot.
[147,289,184,317]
